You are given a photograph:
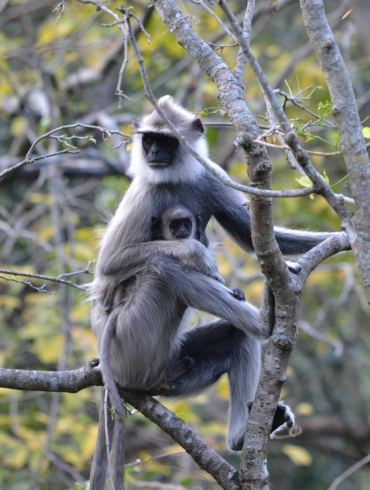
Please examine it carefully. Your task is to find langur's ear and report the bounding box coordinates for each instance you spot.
[192,117,204,134]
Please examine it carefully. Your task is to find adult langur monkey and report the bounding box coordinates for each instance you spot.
[90,96,334,489]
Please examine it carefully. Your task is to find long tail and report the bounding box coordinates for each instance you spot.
[274,228,345,256]
[99,310,125,490]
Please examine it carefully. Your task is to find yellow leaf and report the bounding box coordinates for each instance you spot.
[4,445,29,468]
[81,424,99,459]
[0,295,21,309]
[30,193,51,204]
[0,431,17,446]
[362,127,370,139]
[295,403,314,416]
[75,228,94,241]
[72,328,97,352]
[282,445,313,466]
[217,375,229,400]
[10,116,26,137]
[30,334,64,363]
[39,225,55,241]
[342,9,352,20]
[161,400,200,424]
[25,293,51,305]
[72,303,90,322]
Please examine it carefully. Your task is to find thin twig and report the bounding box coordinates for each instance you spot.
[275,89,335,127]
[0,149,79,180]
[0,122,130,180]
[327,454,370,490]
[190,0,236,42]
[0,274,54,294]
[0,269,88,291]
[218,0,351,223]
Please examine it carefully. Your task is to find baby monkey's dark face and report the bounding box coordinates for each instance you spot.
[169,217,193,240]
[141,131,179,169]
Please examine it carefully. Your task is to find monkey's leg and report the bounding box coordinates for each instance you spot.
[90,392,115,490]
[159,320,261,451]
[152,257,267,340]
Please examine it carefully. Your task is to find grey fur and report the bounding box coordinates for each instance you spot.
[91,96,338,487]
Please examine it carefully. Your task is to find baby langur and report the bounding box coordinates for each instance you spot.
[152,206,245,301]
[151,205,208,245]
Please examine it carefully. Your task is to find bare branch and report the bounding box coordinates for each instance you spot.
[0,269,89,291]
[0,149,79,181]
[0,359,102,393]
[0,274,54,295]
[233,0,254,87]
[217,0,351,224]
[0,123,130,181]
[300,0,370,301]
[328,454,370,490]
[0,361,240,490]
[297,233,351,283]
[120,389,241,490]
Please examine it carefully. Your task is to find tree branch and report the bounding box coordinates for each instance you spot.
[300,0,370,302]
[0,361,240,490]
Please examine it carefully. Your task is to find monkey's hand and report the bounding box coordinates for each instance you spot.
[187,241,225,284]
[247,400,295,436]
[232,288,246,301]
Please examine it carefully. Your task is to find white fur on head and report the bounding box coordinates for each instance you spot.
[128,96,209,184]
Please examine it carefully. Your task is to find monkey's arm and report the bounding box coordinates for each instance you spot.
[100,238,223,283]
[207,174,335,256]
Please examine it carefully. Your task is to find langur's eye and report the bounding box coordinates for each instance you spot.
[145,138,153,146]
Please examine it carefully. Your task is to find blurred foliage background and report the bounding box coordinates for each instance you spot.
[0,0,370,489]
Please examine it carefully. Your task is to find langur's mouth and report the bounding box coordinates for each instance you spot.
[176,233,190,239]
[148,162,171,169]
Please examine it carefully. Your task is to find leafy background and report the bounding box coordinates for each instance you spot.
[0,0,369,489]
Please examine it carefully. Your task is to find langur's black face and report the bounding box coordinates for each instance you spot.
[141,131,179,169]
[169,217,193,240]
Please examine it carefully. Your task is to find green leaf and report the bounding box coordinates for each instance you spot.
[296,176,313,188]
[86,135,96,144]
[322,170,330,184]
[331,133,340,143]
[362,127,370,139]
[181,478,195,487]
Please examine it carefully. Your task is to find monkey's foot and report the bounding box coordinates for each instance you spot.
[286,261,302,274]
[148,381,171,396]
[247,400,295,436]
[271,401,295,436]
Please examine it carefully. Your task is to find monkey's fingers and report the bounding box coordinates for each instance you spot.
[232,288,246,301]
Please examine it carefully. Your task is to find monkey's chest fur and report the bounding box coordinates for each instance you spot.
[150,174,218,231]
